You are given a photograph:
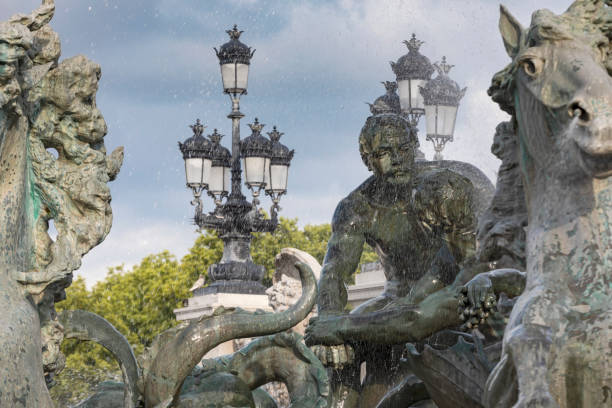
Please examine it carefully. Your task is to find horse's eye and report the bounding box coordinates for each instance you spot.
[520,57,543,78]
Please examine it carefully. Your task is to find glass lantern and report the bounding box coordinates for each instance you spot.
[179,119,213,189]
[266,126,294,198]
[208,129,232,199]
[424,105,459,139]
[419,57,466,160]
[390,34,434,116]
[214,25,255,95]
[240,118,272,194]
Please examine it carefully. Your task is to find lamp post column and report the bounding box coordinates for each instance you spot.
[210,94,265,294]
[228,96,245,200]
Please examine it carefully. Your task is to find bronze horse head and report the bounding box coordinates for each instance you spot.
[484,2,612,407]
[490,1,612,181]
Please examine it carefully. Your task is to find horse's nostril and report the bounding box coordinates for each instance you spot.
[569,102,590,123]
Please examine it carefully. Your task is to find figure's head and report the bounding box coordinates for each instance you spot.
[490,2,612,180]
[359,114,418,184]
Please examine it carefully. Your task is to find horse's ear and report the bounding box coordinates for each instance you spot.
[499,5,524,59]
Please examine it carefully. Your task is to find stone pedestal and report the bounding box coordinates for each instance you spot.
[174,291,273,359]
[347,261,386,309]
[174,292,272,321]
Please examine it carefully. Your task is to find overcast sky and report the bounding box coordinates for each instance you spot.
[1,0,570,286]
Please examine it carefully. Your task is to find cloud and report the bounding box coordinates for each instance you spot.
[281,193,346,227]
[226,0,259,5]
[4,0,573,287]
[77,212,198,287]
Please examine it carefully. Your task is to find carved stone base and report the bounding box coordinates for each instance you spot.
[208,261,265,284]
[173,291,272,321]
[196,279,267,295]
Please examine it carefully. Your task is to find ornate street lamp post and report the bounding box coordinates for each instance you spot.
[390,34,434,126]
[387,34,466,160]
[179,26,294,295]
[421,57,466,161]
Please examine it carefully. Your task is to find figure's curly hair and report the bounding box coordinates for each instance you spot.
[358,113,418,170]
[488,0,612,115]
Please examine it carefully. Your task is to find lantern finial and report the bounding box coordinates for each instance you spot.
[382,81,398,94]
[209,128,223,144]
[248,118,265,134]
[189,119,206,137]
[267,126,284,143]
[435,56,454,76]
[226,24,243,41]
[368,81,401,115]
[403,33,424,53]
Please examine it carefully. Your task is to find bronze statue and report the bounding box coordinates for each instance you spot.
[0,1,123,406]
[0,3,328,406]
[304,113,484,406]
[483,2,612,407]
[65,262,327,408]
[5,1,611,407]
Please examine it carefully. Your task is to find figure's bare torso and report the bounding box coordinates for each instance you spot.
[350,168,475,298]
[365,198,442,290]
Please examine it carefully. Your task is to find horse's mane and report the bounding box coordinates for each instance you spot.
[489,0,612,115]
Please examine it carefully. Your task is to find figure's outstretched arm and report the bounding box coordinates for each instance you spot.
[305,269,527,346]
[306,285,462,346]
[317,197,367,315]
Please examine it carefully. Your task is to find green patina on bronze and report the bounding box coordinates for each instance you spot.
[0,1,123,406]
[180,331,329,408]
[303,112,509,407]
[312,114,478,319]
[3,1,610,407]
[141,262,319,407]
[69,262,327,408]
[483,1,612,408]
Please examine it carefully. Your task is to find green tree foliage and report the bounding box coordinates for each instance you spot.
[181,217,376,287]
[180,230,224,287]
[252,219,377,285]
[52,252,191,404]
[51,217,377,404]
